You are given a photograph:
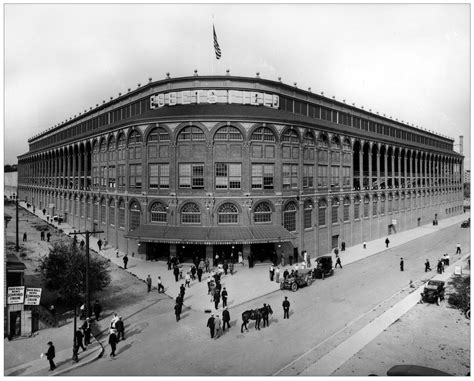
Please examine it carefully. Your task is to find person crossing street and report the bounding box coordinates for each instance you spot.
[282,296,290,319]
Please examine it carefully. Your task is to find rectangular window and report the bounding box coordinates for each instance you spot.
[149,163,170,189]
[353,117,361,128]
[282,164,298,189]
[321,108,332,121]
[251,164,274,189]
[318,165,328,187]
[179,163,204,189]
[332,205,339,224]
[215,163,241,189]
[318,150,328,162]
[343,204,350,221]
[342,166,351,187]
[117,165,125,187]
[303,165,314,188]
[331,166,340,187]
[108,166,116,188]
[129,164,142,189]
[100,166,107,187]
[318,208,326,226]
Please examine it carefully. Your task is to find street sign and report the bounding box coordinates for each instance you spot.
[24,288,42,305]
[7,286,25,304]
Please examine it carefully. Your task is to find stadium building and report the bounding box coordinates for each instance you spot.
[17,74,464,263]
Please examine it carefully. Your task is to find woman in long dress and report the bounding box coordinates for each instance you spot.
[238,251,243,265]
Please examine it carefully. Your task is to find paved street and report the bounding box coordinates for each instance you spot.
[61,218,469,376]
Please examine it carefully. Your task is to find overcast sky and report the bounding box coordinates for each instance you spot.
[4,3,471,168]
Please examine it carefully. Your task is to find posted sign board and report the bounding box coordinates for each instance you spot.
[7,286,25,305]
[24,288,42,305]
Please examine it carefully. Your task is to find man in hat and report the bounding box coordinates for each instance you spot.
[81,318,91,346]
[222,307,231,331]
[45,341,56,371]
[207,313,215,338]
[115,316,125,341]
[146,275,152,292]
[108,328,118,357]
[282,296,290,319]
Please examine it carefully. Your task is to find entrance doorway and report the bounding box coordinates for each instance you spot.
[146,243,170,261]
[251,243,276,264]
[177,244,206,264]
[9,311,21,338]
[213,245,243,263]
[331,235,339,249]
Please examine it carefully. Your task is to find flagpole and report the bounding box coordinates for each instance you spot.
[212,15,214,75]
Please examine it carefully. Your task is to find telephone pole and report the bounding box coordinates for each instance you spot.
[69,229,103,317]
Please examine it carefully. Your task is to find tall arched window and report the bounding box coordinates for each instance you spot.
[343,196,350,222]
[253,202,272,223]
[318,198,327,226]
[99,139,107,162]
[388,193,393,213]
[147,127,170,159]
[331,197,340,224]
[108,136,116,162]
[214,126,243,141]
[117,133,126,161]
[129,201,141,230]
[380,193,386,214]
[181,202,201,224]
[109,199,115,226]
[363,195,370,218]
[394,192,399,212]
[128,130,142,160]
[372,195,378,216]
[217,203,239,224]
[282,129,299,143]
[331,136,341,150]
[85,196,91,219]
[150,202,167,223]
[303,131,315,161]
[401,192,405,211]
[354,195,361,219]
[318,133,329,148]
[283,202,297,232]
[93,197,99,222]
[100,198,106,224]
[178,126,205,141]
[118,199,125,228]
[303,200,313,229]
[75,195,79,216]
[80,195,85,218]
[251,127,276,142]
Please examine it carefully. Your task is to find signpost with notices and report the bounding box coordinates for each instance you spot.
[24,288,42,305]
[7,286,25,305]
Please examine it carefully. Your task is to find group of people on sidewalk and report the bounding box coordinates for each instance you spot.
[108,313,126,358]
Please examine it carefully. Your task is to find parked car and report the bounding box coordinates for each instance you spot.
[312,255,334,279]
[420,280,445,305]
[280,269,313,292]
[461,218,470,228]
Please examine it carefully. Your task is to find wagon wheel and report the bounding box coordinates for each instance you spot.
[291,282,298,292]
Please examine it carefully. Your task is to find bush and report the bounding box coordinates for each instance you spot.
[447,275,470,313]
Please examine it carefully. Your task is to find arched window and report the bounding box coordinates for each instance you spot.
[372,195,378,216]
[343,196,350,221]
[178,126,205,141]
[109,199,115,226]
[253,202,272,223]
[214,126,243,141]
[108,136,116,162]
[380,193,386,214]
[100,198,106,224]
[117,133,126,161]
[394,192,399,212]
[331,136,341,149]
[331,197,340,224]
[85,196,91,219]
[343,138,351,151]
[282,129,299,143]
[118,199,125,228]
[354,195,361,219]
[283,202,297,232]
[129,201,141,231]
[388,193,393,213]
[128,130,142,160]
[318,133,328,148]
[75,195,79,216]
[150,202,167,223]
[99,139,107,162]
[181,202,201,224]
[363,195,370,218]
[401,192,405,210]
[147,127,170,159]
[318,198,327,226]
[217,203,239,224]
[251,127,276,142]
[303,200,313,229]
[93,197,99,222]
[80,195,85,218]
[303,131,315,146]
[92,141,99,163]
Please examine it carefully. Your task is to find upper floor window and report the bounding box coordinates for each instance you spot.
[283,202,297,232]
[303,131,315,146]
[303,200,313,229]
[108,136,116,162]
[147,127,170,143]
[128,130,142,160]
[331,136,341,150]
[179,163,204,189]
[253,202,272,223]
[318,198,327,226]
[251,164,274,189]
[282,129,299,144]
[129,201,141,231]
[181,202,201,224]
[251,127,276,142]
[214,126,243,141]
[215,163,241,189]
[117,133,126,161]
[150,202,167,223]
[217,203,239,224]
[178,126,205,141]
[318,133,329,148]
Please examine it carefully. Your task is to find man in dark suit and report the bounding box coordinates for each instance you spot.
[221,288,228,308]
[207,314,215,338]
[222,308,231,331]
[46,341,56,371]
[174,302,182,322]
[282,296,290,319]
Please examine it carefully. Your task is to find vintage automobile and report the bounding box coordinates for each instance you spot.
[461,218,470,228]
[420,280,445,305]
[280,269,313,292]
[312,255,335,279]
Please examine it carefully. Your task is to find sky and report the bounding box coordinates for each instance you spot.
[3,3,471,168]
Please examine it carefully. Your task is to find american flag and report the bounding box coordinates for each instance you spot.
[213,24,222,60]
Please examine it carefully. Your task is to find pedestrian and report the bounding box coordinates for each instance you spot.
[238,251,243,265]
[185,272,191,288]
[424,259,432,272]
[176,294,183,307]
[262,303,270,327]
[197,266,203,282]
[43,208,46,215]
[146,275,152,292]
[341,241,346,251]
[49,304,57,327]
[174,302,182,322]
[81,318,91,345]
[157,276,165,293]
[167,256,172,270]
[110,313,119,329]
[115,316,125,341]
[363,241,367,249]
[229,261,234,275]
[223,261,229,275]
[80,240,85,250]
[179,283,185,299]
[385,237,390,248]
[283,268,289,280]
[456,243,461,254]
[269,265,274,281]
[205,257,210,273]
[444,253,450,266]
[221,287,228,308]
[103,238,107,249]
[40,231,45,241]
[191,265,197,280]
[275,266,280,283]
[214,290,220,310]
[400,257,404,272]
[335,255,342,269]
[207,276,213,294]
[437,259,444,274]
[207,313,215,338]
[97,238,102,251]
[282,296,290,319]
[23,232,27,242]
[214,314,222,338]
[108,328,118,357]
[93,300,102,321]
[173,265,180,282]
[222,307,231,331]
[75,328,86,351]
[123,253,128,269]
[46,232,51,242]
[45,341,56,371]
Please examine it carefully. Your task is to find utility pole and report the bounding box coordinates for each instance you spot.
[68,229,103,318]
[15,197,19,252]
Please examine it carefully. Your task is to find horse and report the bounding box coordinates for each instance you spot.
[241,304,273,333]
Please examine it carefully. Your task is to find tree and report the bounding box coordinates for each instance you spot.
[38,239,111,306]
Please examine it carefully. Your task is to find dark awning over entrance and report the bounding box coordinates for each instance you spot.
[125,225,295,245]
